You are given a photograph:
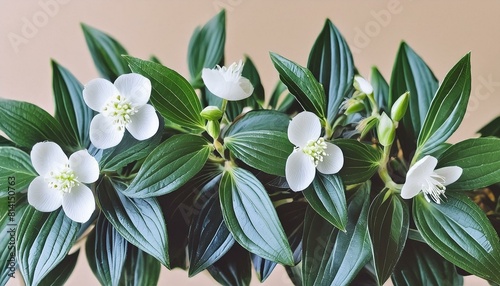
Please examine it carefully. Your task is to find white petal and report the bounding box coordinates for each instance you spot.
[202,68,227,97]
[62,184,95,223]
[126,104,159,140]
[406,155,438,181]
[31,142,68,176]
[28,176,63,212]
[435,166,463,186]
[354,75,373,94]
[400,176,423,199]
[288,111,321,147]
[69,150,99,184]
[236,77,254,99]
[316,142,343,174]
[285,151,316,192]
[114,73,151,107]
[83,78,119,112]
[89,114,125,149]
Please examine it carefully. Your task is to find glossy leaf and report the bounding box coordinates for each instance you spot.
[334,139,381,185]
[207,244,251,286]
[96,178,169,267]
[303,173,347,231]
[224,110,290,135]
[219,167,294,265]
[368,188,409,285]
[478,116,500,137]
[416,53,471,158]
[119,245,161,286]
[302,183,372,286]
[81,24,130,81]
[308,19,354,125]
[0,147,36,197]
[123,134,211,198]
[38,250,80,286]
[270,52,326,118]
[371,66,389,112]
[268,81,300,113]
[413,192,500,283]
[125,56,205,130]
[242,56,265,106]
[438,137,500,190]
[16,207,80,286]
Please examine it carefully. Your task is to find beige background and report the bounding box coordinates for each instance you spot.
[2,0,499,285]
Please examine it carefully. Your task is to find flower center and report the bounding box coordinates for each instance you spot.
[47,164,79,193]
[422,172,447,204]
[219,60,243,82]
[102,95,138,131]
[302,138,328,166]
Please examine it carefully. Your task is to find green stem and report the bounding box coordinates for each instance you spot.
[220,99,228,114]
[367,93,379,116]
[378,143,402,191]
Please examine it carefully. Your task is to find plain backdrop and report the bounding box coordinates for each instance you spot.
[2,1,499,285]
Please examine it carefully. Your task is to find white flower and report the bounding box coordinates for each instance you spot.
[28,142,99,223]
[354,75,373,95]
[83,73,159,149]
[201,60,254,101]
[285,111,344,192]
[401,155,462,204]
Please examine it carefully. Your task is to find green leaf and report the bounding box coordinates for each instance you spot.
[81,24,130,81]
[334,139,381,185]
[368,188,409,285]
[0,135,14,147]
[308,19,354,125]
[219,167,294,265]
[478,116,500,137]
[413,192,500,283]
[270,52,326,118]
[302,182,372,286]
[96,178,169,267]
[188,10,225,83]
[38,250,80,286]
[225,110,290,135]
[16,207,80,286]
[438,137,500,190]
[416,53,471,158]
[125,56,205,130]
[371,66,389,112]
[0,99,73,149]
[242,56,265,106]
[52,61,92,148]
[207,244,251,286]
[0,147,37,197]
[86,215,127,286]
[123,134,211,198]
[188,177,235,277]
[119,245,161,286]
[268,81,299,113]
[303,173,347,231]
[392,240,463,286]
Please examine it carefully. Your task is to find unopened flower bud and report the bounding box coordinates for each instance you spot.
[357,115,379,139]
[377,112,395,146]
[354,75,373,95]
[200,106,223,121]
[391,92,409,122]
[206,120,220,139]
[344,99,365,115]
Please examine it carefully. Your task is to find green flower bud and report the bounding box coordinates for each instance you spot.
[200,106,223,121]
[357,115,379,139]
[206,120,220,139]
[344,99,365,115]
[377,112,395,146]
[391,92,409,122]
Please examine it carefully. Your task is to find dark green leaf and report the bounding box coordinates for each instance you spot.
[125,56,205,130]
[96,178,169,267]
[438,137,500,190]
[308,19,354,125]
[334,139,381,185]
[242,56,265,106]
[225,110,290,135]
[16,207,80,286]
[302,182,372,285]
[270,52,326,118]
[303,173,347,231]
[371,66,389,112]
[416,53,471,158]
[123,134,211,198]
[0,135,13,147]
[0,147,36,197]
[413,192,500,283]
[268,81,299,113]
[81,24,130,81]
[207,244,251,286]
[368,188,409,285]
[38,250,80,286]
[120,245,161,286]
[478,116,500,137]
[219,167,294,265]
[0,99,73,149]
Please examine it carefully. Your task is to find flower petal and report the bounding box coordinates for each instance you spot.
[406,155,438,181]
[114,73,151,106]
[354,75,373,94]
[69,150,99,184]
[89,114,125,149]
[316,142,343,174]
[126,104,159,140]
[83,78,119,112]
[202,68,227,97]
[287,111,321,147]
[31,142,68,176]
[435,166,463,186]
[400,176,423,199]
[28,176,63,212]
[285,151,316,192]
[62,184,95,223]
